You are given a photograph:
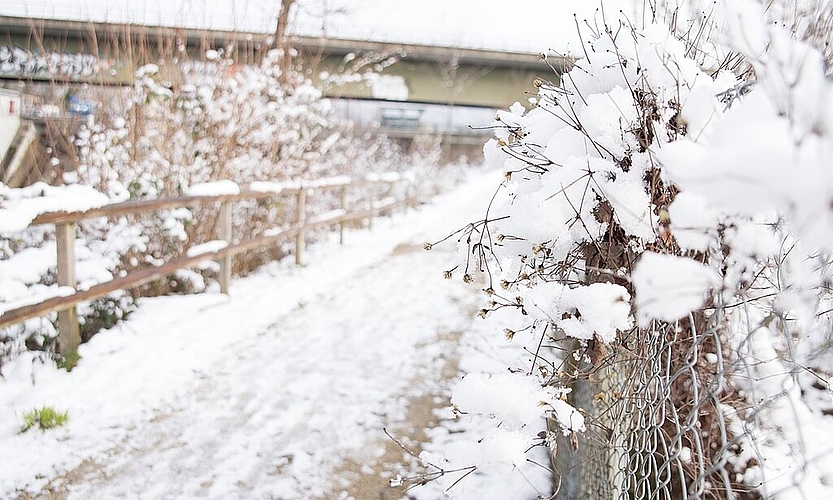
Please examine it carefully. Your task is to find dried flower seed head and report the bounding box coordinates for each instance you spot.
[534,78,543,88]
[463,273,474,284]
[478,309,489,318]
[505,328,515,340]
[423,242,433,251]
[497,139,507,148]
[504,170,512,180]
[484,287,495,296]
[443,270,453,280]
[500,279,510,290]
[532,243,543,254]
[496,233,505,242]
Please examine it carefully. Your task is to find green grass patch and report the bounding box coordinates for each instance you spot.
[19,406,69,433]
[57,349,81,371]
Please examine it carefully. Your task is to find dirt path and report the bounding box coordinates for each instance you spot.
[12,240,478,500]
[324,329,464,500]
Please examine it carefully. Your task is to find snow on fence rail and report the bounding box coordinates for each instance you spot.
[0,175,413,355]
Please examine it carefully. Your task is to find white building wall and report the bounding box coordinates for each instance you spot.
[0,89,22,164]
[331,98,496,136]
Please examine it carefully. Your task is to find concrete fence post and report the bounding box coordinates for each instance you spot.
[55,222,80,354]
[218,201,233,294]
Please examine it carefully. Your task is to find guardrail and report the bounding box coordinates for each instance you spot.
[0,176,413,355]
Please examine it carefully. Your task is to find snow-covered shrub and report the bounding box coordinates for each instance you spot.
[0,182,133,368]
[1,40,455,368]
[426,1,833,498]
[68,48,431,282]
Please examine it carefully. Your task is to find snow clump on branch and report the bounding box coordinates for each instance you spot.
[424,0,833,496]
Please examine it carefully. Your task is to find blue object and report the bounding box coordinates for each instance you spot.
[68,95,94,116]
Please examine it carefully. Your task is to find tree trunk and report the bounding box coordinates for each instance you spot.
[275,0,295,84]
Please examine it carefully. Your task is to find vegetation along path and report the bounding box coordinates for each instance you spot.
[1,171,502,500]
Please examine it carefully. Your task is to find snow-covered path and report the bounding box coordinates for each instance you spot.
[0,171,505,500]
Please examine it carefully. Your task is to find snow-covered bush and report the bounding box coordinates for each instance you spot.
[426,1,833,498]
[1,41,455,368]
[69,48,433,275]
[65,45,459,283]
[0,182,134,370]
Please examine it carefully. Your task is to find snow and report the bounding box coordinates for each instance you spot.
[734,323,833,500]
[0,183,109,233]
[0,286,74,316]
[291,0,635,54]
[409,304,558,499]
[264,226,290,238]
[364,172,401,183]
[0,170,553,499]
[184,180,240,197]
[308,175,352,188]
[667,191,721,252]
[369,74,409,101]
[632,252,718,326]
[307,208,347,225]
[550,399,586,434]
[0,0,635,54]
[249,180,298,194]
[451,372,555,428]
[185,240,228,257]
[3,1,833,497]
[249,176,352,194]
[525,282,632,343]
[0,244,55,286]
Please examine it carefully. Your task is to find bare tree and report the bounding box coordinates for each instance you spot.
[274,0,296,83]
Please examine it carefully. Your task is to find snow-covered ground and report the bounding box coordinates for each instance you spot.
[0,170,551,500]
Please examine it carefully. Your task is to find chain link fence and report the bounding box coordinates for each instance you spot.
[551,300,833,500]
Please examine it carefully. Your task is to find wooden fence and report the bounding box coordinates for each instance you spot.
[0,176,412,355]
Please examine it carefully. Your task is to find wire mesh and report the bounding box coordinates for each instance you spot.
[552,296,833,500]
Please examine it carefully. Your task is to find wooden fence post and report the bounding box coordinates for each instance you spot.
[295,187,307,266]
[218,201,233,294]
[339,185,346,245]
[1,177,419,337]
[367,182,376,230]
[406,179,415,209]
[55,222,80,354]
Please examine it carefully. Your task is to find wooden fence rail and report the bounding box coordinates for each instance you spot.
[0,177,411,355]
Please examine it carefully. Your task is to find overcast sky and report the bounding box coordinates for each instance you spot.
[0,0,634,54]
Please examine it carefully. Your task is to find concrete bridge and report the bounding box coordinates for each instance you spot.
[0,14,570,169]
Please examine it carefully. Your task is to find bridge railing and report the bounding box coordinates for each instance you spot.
[0,175,413,354]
